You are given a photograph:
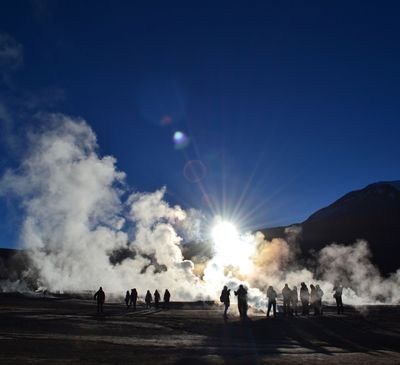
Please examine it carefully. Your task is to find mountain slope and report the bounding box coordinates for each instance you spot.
[262,181,400,275]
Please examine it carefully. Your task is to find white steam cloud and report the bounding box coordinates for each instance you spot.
[1,114,399,308]
[0,114,205,298]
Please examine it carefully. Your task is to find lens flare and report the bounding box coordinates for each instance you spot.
[183,160,207,183]
[173,131,190,149]
[160,115,172,125]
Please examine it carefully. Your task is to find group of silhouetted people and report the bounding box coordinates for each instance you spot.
[268,282,344,317]
[221,282,344,319]
[277,282,325,316]
[220,284,249,320]
[124,288,138,310]
[267,283,325,316]
[126,288,171,310]
[94,287,171,313]
[95,282,344,317]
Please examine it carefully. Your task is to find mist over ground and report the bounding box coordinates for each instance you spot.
[1,114,399,308]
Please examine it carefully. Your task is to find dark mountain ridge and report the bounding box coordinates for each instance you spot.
[261,181,400,275]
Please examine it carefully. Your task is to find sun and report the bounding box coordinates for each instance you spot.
[212,221,239,247]
[211,220,254,273]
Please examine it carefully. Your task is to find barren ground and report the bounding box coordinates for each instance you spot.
[1,294,400,364]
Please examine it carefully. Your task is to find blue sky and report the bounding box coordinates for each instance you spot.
[0,1,399,248]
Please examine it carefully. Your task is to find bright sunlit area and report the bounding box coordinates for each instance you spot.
[211,219,255,273]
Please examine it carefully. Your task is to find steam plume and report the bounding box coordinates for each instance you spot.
[1,113,399,308]
[0,114,205,298]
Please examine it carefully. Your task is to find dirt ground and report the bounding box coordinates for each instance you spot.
[1,294,400,365]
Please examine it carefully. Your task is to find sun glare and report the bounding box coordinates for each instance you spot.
[212,221,239,247]
[211,220,254,273]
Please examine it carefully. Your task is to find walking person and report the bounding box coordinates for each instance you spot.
[291,286,299,316]
[124,290,130,308]
[316,284,324,315]
[300,282,310,315]
[130,288,138,311]
[266,286,277,318]
[310,284,319,315]
[282,283,291,315]
[220,285,231,319]
[164,289,171,309]
[145,290,152,309]
[234,284,248,320]
[333,283,344,314]
[154,290,161,309]
[94,287,105,313]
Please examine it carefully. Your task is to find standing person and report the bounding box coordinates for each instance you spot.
[220,286,231,319]
[316,285,324,315]
[145,290,152,309]
[130,288,138,311]
[234,284,248,320]
[124,290,130,308]
[266,286,277,318]
[310,284,319,315]
[333,283,344,314]
[163,289,171,309]
[282,284,292,315]
[291,286,299,316]
[300,282,310,315]
[94,287,105,313]
[154,290,161,309]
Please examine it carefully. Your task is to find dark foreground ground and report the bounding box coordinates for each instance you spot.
[1,294,400,365]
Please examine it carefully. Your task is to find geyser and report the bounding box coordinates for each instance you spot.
[1,112,400,308]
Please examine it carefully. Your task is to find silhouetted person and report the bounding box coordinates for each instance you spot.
[316,284,324,315]
[130,288,138,310]
[94,286,105,313]
[333,284,344,314]
[291,286,299,316]
[164,289,171,309]
[154,289,161,309]
[234,284,248,320]
[310,284,319,315]
[300,282,309,315]
[266,286,277,318]
[220,285,231,318]
[282,283,291,315]
[145,290,152,309]
[125,290,130,308]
